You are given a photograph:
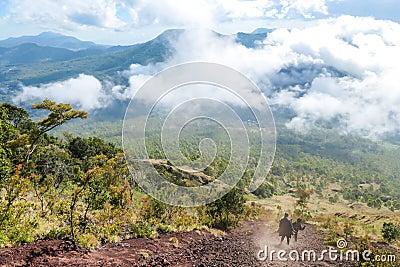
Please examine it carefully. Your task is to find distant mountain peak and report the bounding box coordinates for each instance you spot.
[251,28,274,34]
[37,31,64,37]
[0,32,100,51]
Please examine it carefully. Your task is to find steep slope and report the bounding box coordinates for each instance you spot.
[0,43,76,64]
[0,29,180,89]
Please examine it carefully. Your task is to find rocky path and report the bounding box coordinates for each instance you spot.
[0,221,361,266]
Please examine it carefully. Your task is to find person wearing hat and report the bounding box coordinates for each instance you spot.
[278,212,295,245]
[293,218,306,242]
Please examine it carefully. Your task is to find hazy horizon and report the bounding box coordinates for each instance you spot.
[1,0,399,45]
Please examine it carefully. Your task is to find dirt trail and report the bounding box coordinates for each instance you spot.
[0,221,359,266]
[253,222,356,267]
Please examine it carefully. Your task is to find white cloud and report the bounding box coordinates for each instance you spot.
[126,0,219,28]
[13,74,109,110]
[143,15,400,137]
[217,0,276,19]
[8,0,126,30]
[278,70,400,136]
[126,0,329,27]
[109,63,163,101]
[5,0,331,32]
[279,0,328,19]
[265,16,400,136]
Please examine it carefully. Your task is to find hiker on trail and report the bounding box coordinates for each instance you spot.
[293,218,306,242]
[278,212,295,245]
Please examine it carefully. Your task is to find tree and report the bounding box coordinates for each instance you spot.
[0,146,11,182]
[328,194,339,203]
[68,153,131,239]
[31,144,73,216]
[67,136,120,171]
[0,164,31,225]
[382,222,400,243]
[0,103,31,130]
[205,187,245,230]
[0,102,139,246]
[294,188,314,220]
[32,99,87,135]
[27,99,87,161]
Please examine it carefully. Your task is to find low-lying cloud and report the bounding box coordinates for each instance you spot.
[164,16,400,137]
[13,74,109,111]
[267,16,400,137]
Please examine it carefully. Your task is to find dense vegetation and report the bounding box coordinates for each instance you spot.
[382,222,400,243]
[268,127,400,211]
[1,99,399,250]
[0,101,257,248]
[60,115,400,212]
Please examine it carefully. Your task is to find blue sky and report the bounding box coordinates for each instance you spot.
[0,0,399,45]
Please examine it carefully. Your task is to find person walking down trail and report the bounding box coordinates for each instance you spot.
[293,218,306,242]
[278,212,295,245]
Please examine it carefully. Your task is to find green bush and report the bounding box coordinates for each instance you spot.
[381,222,400,243]
[130,220,157,238]
[205,187,245,230]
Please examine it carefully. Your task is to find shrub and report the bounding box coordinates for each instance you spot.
[381,222,400,243]
[205,187,245,230]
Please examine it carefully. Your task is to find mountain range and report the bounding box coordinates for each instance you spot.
[0,29,270,102]
[0,29,270,66]
[0,32,101,50]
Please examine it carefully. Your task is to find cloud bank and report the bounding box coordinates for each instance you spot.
[267,16,400,136]
[124,15,400,137]
[13,74,109,110]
